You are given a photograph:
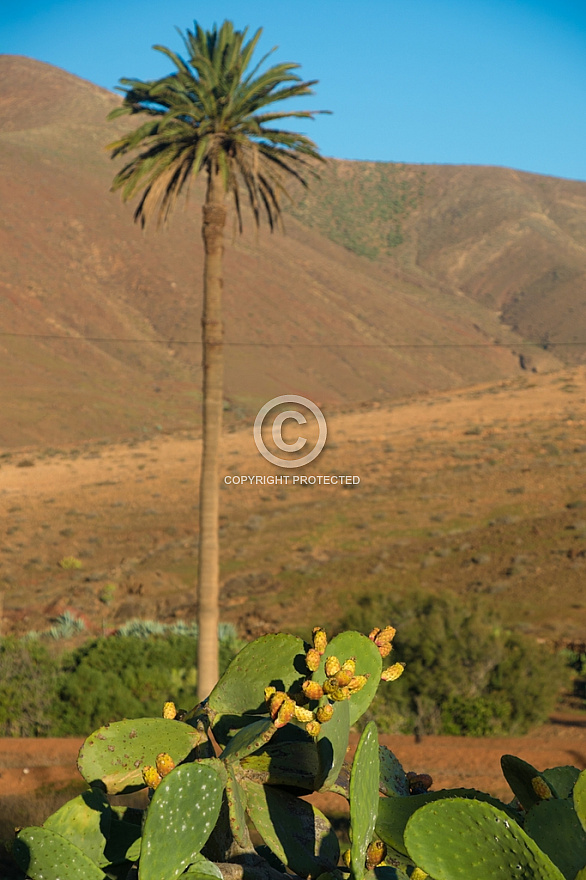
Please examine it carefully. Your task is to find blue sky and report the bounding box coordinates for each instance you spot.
[3,0,586,180]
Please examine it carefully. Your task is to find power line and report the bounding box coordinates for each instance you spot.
[0,331,583,349]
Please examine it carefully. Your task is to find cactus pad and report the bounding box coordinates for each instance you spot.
[316,694,350,791]
[139,762,223,880]
[103,814,141,866]
[243,779,339,877]
[182,853,224,878]
[226,764,249,848]
[363,870,410,880]
[376,788,519,856]
[404,798,566,880]
[241,739,321,791]
[575,769,586,832]
[541,766,581,799]
[208,633,305,721]
[220,717,277,763]
[379,745,409,797]
[350,721,380,880]
[43,788,111,867]
[524,798,586,880]
[77,717,205,794]
[13,827,106,880]
[314,631,382,725]
[501,754,560,809]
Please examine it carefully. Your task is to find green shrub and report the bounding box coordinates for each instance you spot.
[58,556,82,569]
[51,630,243,736]
[340,590,566,735]
[0,638,59,736]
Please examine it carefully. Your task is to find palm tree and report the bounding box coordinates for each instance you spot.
[107,21,327,700]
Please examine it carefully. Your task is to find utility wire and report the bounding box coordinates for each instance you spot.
[0,331,582,348]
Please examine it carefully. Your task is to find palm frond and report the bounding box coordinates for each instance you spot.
[107,18,329,229]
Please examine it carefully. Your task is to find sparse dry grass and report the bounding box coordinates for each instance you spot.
[0,368,584,644]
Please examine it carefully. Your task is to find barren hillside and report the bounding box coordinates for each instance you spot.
[0,56,576,446]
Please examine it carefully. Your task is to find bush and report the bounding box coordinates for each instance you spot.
[0,638,60,736]
[340,590,566,735]
[51,629,243,736]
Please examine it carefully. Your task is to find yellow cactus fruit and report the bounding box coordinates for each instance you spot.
[334,657,356,686]
[305,648,321,672]
[347,674,370,694]
[324,655,341,677]
[275,696,295,728]
[342,849,352,868]
[142,765,162,790]
[531,776,553,800]
[378,625,396,644]
[370,625,396,656]
[155,752,176,778]
[302,679,324,701]
[381,662,405,682]
[316,703,334,723]
[411,870,428,880]
[365,840,387,870]
[312,627,328,655]
[162,701,177,720]
[322,677,338,695]
[264,686,277,703]
[269,691,287,719]
[330,685,351,702]
[293,704,315,723]
[306,720,321,737]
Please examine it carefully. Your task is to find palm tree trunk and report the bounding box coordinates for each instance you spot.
[197,166,226,701]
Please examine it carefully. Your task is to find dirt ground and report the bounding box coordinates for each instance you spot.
[1,366,586,644]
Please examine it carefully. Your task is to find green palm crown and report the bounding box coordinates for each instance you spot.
[106,19,328,229]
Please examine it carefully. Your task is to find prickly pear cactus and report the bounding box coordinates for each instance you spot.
[541,766,581,799]
[349,721,380,880]
[363,868,410,880]
[404,798,566,880]
[575,769,586,832]
[182,853,224,878]
[376,788,520,857]
[240,738,321,790]
[9,623,409,880]
[104,811,141,866]
[243,778,339,876]
[207,633,305,736]
[501,754,561,810]
[313,631,382,726]
[225,764,249,848]
[13,827,107,880]
[139,762,224,880]
[524,798,586,880]
[379,745,409,797]
[43,788,111,867]
[220,717,276,763]
[77,717,205,794]
[316,693,351,790]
